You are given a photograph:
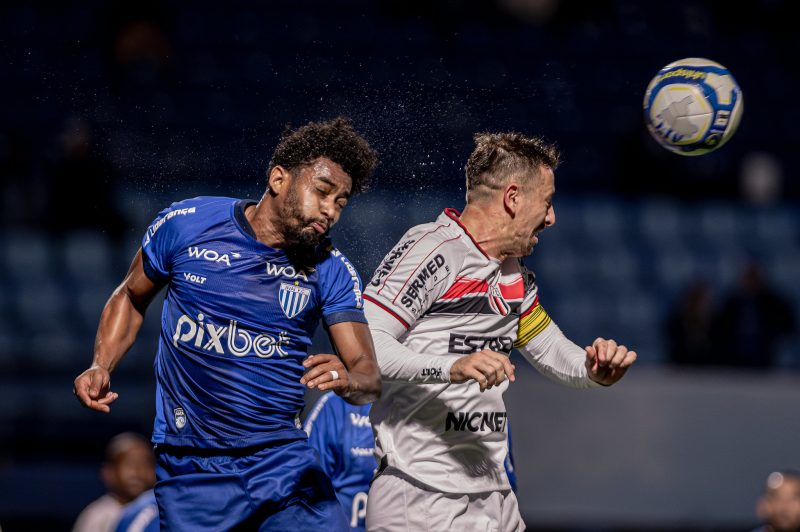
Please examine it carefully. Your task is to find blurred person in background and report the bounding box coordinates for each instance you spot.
[73,117,381,531]
[714,261,795,368]
[113,488,158,532]
[753,470,800,532]
[362,132,636,531]
[303,391,520,531]
[666,280,718,366]
[73,432,155,532]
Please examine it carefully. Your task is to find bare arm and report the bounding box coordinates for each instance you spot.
[300,321,381,405]
[73,249,164,413]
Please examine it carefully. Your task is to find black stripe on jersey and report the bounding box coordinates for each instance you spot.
[427,296,523,316]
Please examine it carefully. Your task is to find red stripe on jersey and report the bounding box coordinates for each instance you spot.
[519,295,540,318]
[440,276,523,302]
[376,223,450,296]
[498,278,524,300]
[444,208,491,259]
[441,277,489,300]
[363,294,409,329]
[391,236,462,304]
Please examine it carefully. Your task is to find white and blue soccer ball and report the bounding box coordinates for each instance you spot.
[643,58,743,156]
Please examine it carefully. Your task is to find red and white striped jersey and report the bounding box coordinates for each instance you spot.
[364,208,542,493]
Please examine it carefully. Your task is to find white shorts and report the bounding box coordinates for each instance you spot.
[366,471,525,532]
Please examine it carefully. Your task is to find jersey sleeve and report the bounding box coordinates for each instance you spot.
[363,230,463,328]
[140,200,200,284]
[514,265,550,348]
[320,247,367,327]
[304,392,341,479]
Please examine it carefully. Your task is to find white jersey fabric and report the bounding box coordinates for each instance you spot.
[364,208,599,495]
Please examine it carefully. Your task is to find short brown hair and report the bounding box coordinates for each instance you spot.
[465,132,560,202]
[269,117,378,195]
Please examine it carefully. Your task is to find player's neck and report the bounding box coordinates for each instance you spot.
[458,204,512,261]
[245,196,287,248]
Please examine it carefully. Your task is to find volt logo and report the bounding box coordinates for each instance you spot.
[172,313,290,358]
[187,246,241,267]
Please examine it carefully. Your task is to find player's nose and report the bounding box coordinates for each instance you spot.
[545,205,556,227]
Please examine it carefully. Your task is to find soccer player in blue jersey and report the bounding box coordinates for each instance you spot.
[73,117,381,531]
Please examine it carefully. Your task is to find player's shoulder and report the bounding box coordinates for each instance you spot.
[144,196,237,246]
[315,240,359,277]
[404,211,469,248]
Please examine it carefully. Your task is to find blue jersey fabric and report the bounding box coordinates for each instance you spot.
[304,393,375,532]
[304,393,519,531]
[114,490,159,532]
[155,440,348,531]
[140,196,366,449]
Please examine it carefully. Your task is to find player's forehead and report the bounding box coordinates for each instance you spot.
[303,157,352,193]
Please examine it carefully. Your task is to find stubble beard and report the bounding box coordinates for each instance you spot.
[279,187,327,248]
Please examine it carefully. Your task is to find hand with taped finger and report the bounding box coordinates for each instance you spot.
[301,353,350,393]
[449,349,516,392]
[585,337,637,386]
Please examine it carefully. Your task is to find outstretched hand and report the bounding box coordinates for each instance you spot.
[73,365,118,413]
[585,337,636,386]
[450,349,516,392]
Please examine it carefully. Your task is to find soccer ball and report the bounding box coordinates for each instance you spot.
[643,58,743,156]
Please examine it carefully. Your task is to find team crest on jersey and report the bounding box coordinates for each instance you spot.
[173,407,186,430]
[487,285,511,316]
[279,282,311,319]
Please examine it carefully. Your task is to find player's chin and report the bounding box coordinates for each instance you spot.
[297,228,326,247]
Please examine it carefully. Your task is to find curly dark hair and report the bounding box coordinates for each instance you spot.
[465,132,561,202]
[268,117,378,195]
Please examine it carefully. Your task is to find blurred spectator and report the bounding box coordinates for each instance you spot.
[741,152,784,206]
[714,262,795,368]
[72,433,155,532]
[666,280,718,366]
[45,116,127,239]
[113,489,158,532]
[753,470,800,532]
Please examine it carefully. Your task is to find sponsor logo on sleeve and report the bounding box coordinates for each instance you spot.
[331,248,363,308]
[143,206,197,247]
[370,239,416,287]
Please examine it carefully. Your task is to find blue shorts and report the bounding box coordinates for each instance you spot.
[154,439,348,531]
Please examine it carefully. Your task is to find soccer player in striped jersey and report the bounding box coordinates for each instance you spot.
[304,391,519,532]
[363,132,637,531]
[73,118,381,531]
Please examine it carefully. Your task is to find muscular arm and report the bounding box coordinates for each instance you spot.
[301,321,382,405]
[328,321,381,404]
[73,249,164,412]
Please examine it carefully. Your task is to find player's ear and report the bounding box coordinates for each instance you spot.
[267,165,292,196]
[503,183,520,216]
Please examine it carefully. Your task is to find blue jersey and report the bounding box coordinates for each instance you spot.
[304,392,518,531]
[114,490,159,532]
[141,197,366,449]
[305,393,375,532]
